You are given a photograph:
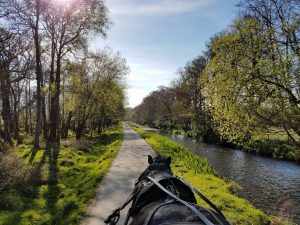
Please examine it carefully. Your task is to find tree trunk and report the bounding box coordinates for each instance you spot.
[33,1,43,150]
[76,122,85,140]
[28,76,33,133]
[25,80,29,133]
[42,88,48,140]
[97,119,102,134]
[47,50,62,154]
[62,111,72,139]
[55,56,62,149]
[12,85,20,142]
[41,57,48,140]
[0,66,12,144]
[284,126,300,148]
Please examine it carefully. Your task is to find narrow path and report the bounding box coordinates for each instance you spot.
[81,123,154,225]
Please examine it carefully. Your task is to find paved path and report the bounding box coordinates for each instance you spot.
[81,123,154,225]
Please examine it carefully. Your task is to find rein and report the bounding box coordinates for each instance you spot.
[147,176,215,225]
[104,193,135,225]
[105,174,232,225]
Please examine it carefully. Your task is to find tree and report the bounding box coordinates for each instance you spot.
[0,28,13,144]
[0,28,33,144]
[177,56,216,140]
[0,0,115,155]
[64,49,128,139]
[204,15,300,146]
[40,0,110,151]
[1,0,49,149]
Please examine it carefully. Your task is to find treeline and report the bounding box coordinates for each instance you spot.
[128,0,300,159]
[0,0,128,153]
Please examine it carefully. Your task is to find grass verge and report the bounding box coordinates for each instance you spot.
[130,124,294,225]
[0,124,123,225]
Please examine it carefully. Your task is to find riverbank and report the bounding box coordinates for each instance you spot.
[152,126,300,163]
[242,140,300,162]
[130,124,294,225]
[0,125,123,225]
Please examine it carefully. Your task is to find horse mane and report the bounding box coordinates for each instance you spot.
[152,155,166,163]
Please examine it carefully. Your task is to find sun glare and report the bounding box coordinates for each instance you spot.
[51,0,75,8]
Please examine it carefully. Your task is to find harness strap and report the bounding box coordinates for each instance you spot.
[105,194,134,225]
[147,176,215,225]
[179,177,232,225]
[142,200,175,225]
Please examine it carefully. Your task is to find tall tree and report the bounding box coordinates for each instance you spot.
[0,28,33,144]
[42,0,110,152]
[1,0,48,149]
[204,15,300,145]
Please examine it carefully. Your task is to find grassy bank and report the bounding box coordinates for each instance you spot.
[130,124,294,225]
[156,126,300,162]
[0,124,123,225]
[243,140,300,162]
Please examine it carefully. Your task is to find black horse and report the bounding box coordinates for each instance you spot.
[106,155,231,225]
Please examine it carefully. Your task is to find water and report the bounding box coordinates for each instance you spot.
[154,130,300,224]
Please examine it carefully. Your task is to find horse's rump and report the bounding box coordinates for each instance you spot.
[160,224,204,225]
[146,202,228,225]
[131,174,196,216]
[105,155,231,225]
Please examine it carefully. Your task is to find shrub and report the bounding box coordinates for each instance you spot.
[0,151,28,192]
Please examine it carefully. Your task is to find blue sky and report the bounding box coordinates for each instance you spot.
[92,0,239,107]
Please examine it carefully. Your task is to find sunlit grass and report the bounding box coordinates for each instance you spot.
[130,124,295,225]
[0,124,123,225]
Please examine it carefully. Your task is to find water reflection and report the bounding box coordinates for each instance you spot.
[154,130,300,224]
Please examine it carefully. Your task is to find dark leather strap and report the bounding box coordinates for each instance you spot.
[147,176,215,225]
[105,194,134,225]
[143,201,175,225]
[179,177,231,225]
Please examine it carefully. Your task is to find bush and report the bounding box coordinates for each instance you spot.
[0,151,28,192]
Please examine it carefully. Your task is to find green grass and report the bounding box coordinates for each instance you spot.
[0,124,123,225]
[244,129,300,162]
[256,129,299,143]
[243,140,300,162]
[130,124,294,225]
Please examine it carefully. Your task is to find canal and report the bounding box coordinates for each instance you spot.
[154,130,300,224]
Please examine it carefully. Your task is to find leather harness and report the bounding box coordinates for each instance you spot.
[105,170,232,225]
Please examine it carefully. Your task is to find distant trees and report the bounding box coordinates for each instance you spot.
[177,56,214,139]
[130,56,217,142]
[0,0,127,154]
[130,0,300,149]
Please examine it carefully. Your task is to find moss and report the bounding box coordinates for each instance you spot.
[0,124,123,225]
[131,125,295,225]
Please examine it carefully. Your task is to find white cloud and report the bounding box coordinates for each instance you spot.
[108,0,216,16]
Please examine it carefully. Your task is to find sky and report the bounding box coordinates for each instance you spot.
[92,0,240,108]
